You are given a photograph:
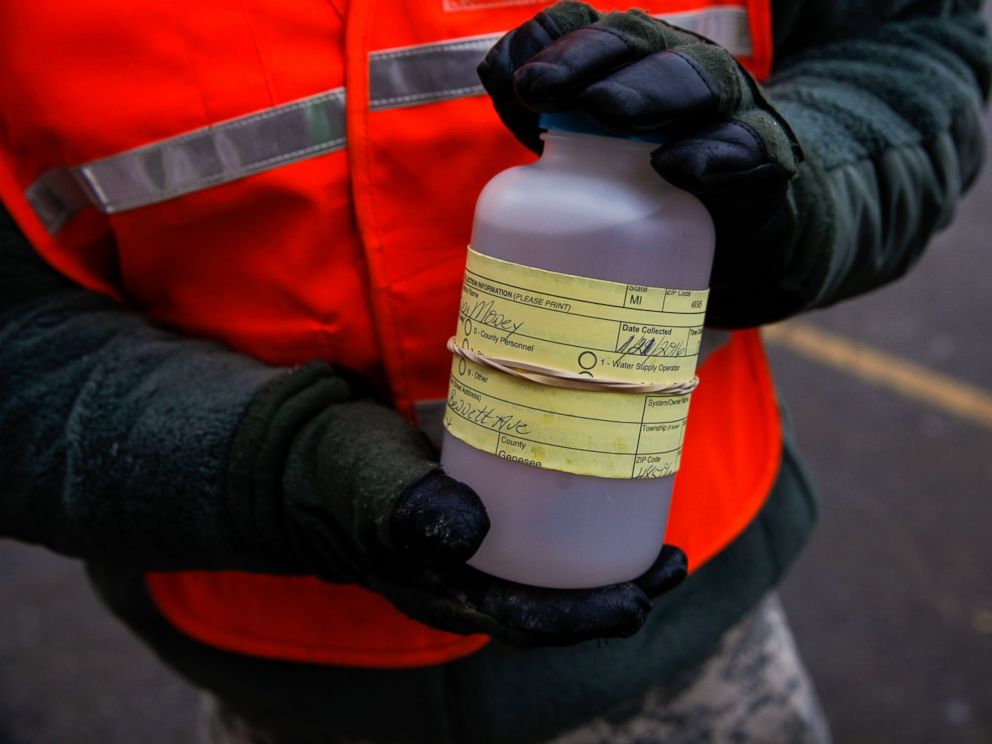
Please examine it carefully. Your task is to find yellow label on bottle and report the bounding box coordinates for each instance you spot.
[443,249,709,479]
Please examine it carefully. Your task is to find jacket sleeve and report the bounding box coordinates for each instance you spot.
[730,0,991,323]
[0,206,297,572]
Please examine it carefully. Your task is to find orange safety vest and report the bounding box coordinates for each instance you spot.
[0,0,779,668]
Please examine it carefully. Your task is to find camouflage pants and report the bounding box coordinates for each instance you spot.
[201,594,831,744]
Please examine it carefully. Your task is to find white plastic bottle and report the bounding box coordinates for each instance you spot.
[441,113,715,589]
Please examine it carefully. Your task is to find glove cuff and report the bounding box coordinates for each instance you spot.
[706,150,835,328]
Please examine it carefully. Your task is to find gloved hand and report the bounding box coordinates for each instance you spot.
[229,362,688,647]
[478,1,806,327]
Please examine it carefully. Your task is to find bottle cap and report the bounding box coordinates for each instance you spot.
[539,110,668,145]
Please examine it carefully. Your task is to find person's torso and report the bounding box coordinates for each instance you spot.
[0,0,779,667]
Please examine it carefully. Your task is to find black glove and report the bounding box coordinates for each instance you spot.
[229,362,687,647]
[478,1,806,327]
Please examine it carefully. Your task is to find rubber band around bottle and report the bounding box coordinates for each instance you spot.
[446,337,699,395]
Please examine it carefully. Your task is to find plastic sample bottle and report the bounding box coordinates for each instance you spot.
[441,113,715,589]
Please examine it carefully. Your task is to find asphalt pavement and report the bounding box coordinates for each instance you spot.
[2,50,992,744]
[767,124,992,742]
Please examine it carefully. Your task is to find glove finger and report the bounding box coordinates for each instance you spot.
[632,544,688,597]
[513,9,709,112]
[580,45,743,133]
[478,2,600,151]
[651,115,798,199]
[381,564,654,647]
[479,1,600,83]
[472,575,653,646]
[390,471,490,564]
[513,26,640,111]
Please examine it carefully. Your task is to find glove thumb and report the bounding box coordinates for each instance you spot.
[390,471,491,564]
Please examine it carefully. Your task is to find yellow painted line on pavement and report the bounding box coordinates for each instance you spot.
[763,322,992,430]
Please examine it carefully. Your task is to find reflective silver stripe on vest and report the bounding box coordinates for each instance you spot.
[25,5,751,233]
[27,87,346,232]
[26,168,96,235]
[369,33,500,111]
